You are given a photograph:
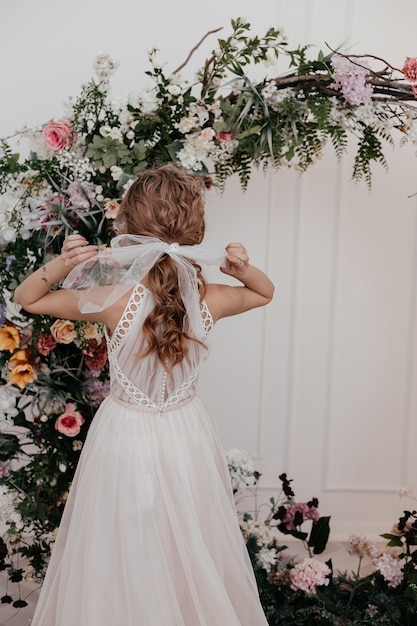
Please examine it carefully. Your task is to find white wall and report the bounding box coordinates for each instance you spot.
[1,0,417,538]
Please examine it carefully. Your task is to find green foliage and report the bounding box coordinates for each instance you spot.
[353,124,391,187]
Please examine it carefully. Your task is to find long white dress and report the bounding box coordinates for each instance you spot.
[31,283,269,626]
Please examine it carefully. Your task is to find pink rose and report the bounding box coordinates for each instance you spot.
[216,131,236,141]
[55,402,85,437]
[37,333,57,356]
[42,119,75,152]
[403,57,417,83]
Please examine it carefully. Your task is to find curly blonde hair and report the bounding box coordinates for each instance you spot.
[116,164,208,368]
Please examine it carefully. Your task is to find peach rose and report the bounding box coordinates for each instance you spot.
[0,325,21,352]
[8,363,36,389]
[83,323,104,342]
[42,119,75,152]
[55,402,85,437]
[50,319,77,344]
[104,200,120,219]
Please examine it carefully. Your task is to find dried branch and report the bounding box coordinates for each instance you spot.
[173,27,223,74]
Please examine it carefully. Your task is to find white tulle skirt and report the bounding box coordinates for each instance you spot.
[31,394,268,625]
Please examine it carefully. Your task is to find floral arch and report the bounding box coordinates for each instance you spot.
[1,17,417,622]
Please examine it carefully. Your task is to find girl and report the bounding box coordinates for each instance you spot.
[14,164,274,625]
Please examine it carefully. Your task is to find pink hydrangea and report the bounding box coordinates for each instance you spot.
[330,54,373,105]
[289,558,331,594]
[347,534,377,559]
[55,402,85,437]
[403,57,417,83]
[374,553,403,588]
[42,119,75,152]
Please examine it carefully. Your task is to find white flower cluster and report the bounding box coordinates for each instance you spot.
[374,552,403,588]
[400,115,417,146]
[0,484,23,529]
[240,518,281,572]
[0,188,42,245]
[211,139,239,165]
[226,448,258,493]
[0,385,18,431]
[56,150,96,183]
[177,128,216,172]
[261,82,294,111]
[94,53,119,82]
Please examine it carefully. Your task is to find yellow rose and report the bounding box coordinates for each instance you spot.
[50,319,77,344]
[9,363,36,388]
[0,325,21,352]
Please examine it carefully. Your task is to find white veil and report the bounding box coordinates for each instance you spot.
[62,234,227,340]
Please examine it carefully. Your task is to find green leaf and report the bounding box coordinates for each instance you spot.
[308,516,331,554]
[0,434,21,460]
[380,533,404,548]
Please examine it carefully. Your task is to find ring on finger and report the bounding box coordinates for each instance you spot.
[235,257,242,266]
[79,245,87,254]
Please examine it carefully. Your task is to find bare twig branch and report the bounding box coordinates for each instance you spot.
[173,27,223,74]
[325,43,404,74]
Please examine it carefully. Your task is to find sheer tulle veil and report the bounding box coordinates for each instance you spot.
[62,234,226,340]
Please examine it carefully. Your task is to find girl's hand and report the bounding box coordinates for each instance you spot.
[221,242,249,277]
[61,234,98,269]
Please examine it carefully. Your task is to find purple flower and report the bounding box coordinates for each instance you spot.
[5,255,15,272]
[330,55,373,105]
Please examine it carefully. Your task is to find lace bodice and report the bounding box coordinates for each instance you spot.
[106,284,213,412]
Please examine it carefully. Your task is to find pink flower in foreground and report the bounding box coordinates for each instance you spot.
[289,558,331,595]
[55,402,85,437]
[216,131,236,142]
[403,57,417,83]
[42,119,75,152]
[37,333,57,356]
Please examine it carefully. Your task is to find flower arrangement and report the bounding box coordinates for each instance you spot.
[1,16,417,609]
[224,453,417,626]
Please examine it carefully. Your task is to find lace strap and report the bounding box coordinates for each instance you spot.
[106,284,146,351]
